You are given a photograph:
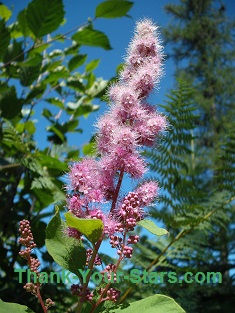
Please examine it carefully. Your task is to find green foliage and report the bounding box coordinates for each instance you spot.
[95,0,133,19]
[26,0,64,38]
[72,27,112,50]
[64,212,104,244]
[111,294,185,313]
[0,0,133,311]
[0,4,12,21]
[46,208,86,276]
[137,220,168,236]
[0,299,35,313]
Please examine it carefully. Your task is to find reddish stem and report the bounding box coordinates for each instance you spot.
[110,168,125,215]
[89,229,128,313]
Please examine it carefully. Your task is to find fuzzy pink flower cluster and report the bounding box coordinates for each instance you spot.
[67,18,166,259]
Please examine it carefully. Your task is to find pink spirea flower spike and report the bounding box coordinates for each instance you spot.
[67,19,167,255]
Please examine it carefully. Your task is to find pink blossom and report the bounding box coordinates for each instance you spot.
[136,181,159,206]
[66,19,166,253]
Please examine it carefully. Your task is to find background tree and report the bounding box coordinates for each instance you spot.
[163,0,235,306]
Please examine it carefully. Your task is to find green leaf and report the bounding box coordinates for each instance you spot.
[25,83,46,102]
[65,211,104,244]
[0,4,12,21]
[17,9,32,37]
[85,59,100,72]
[0,299,35,313]
[86,78,108,97]
[26,0,64,38]
[43,65,69,83]
[82,142,96,156]
[46,97,64,109]
[0,84,22,119]
[38,154,68,172]
[68,54,87,71]
[47,124,65,142]
[72,27,112,50]
[66,77,85,92]
[20,53,42,67]
[20,65,41,86]
[95,0,133,19]
[110,294,185,313]
[0,20,10,61]
[137,220,169,236]
[46,207,86,275]
[24,121,36,135]
[3,39,24,65]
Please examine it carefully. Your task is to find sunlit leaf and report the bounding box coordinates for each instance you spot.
[95,0,133,19]
[0,299,35,313]
[46,208,86,275]
[137,219,169,236]
[111,294,185,313]
[26,0,64,38]
[72,27,112,50]
[65,212,104,244]
[0,4,12,21]
[68,54,87,71]
[85,59,100,72]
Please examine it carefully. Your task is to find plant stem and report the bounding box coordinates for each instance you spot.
[89,230,128,313]
[75,237,103,313]
[110,168,125,214]
[37,285,47,313]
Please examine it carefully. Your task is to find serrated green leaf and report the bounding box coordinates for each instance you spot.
[86,59,100,72]
[137,219,169,236]
[0,4,12,21]
[111,294,185,313]
[46,208,86,275]
[26,0,64,38]
[0,299,35,313]
[0,20,10,61]
[65,212,104,244]
[68,54,87,71]
[95,0,133,19]
[72,27,112,50]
